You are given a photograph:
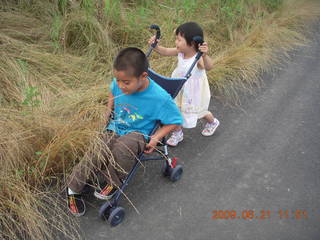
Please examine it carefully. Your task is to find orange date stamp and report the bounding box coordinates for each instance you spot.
[211,209,309,220]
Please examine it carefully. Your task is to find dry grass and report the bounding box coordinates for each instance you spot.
[207,0,320,104]
[0,0,320,239]
[0,177,81,240]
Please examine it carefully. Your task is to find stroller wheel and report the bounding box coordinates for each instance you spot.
[161,160,170,176]
[99,201,112,220]
[108,207,125,227]
[169,165,183,182]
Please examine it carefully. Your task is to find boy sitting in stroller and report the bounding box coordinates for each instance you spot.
[67,47,183,216]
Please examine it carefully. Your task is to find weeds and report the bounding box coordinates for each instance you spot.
[262,0,284,12]
[22,86,41,108]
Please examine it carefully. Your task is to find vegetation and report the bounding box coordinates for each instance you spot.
[0,0,319,239]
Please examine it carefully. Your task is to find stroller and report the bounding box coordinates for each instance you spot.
[98,25,204,226]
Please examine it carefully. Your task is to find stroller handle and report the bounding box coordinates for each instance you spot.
[150,24,161,46]
[184,36,204,79]
[193,36,204,45]
[193,35,204,59]
[146,24,161,58]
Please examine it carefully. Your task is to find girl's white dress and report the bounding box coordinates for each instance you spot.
[171,52,211,128]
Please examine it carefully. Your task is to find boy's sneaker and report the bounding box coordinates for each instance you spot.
[166,130,184,147]
[201,118,220,137]
[94,183,118,200]
[67,192,86,217]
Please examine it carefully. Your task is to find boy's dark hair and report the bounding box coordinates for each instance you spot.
[175,22,204,51]
[113,47,149,78]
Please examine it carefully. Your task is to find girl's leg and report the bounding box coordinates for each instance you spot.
[201,112,220,137]
[203,112,214,123]
[166,126,184,147]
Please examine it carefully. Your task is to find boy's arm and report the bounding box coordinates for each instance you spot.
[144,124,179,154]
[197,42,214,71]
[148,36,178,56]
[105,92,114,123]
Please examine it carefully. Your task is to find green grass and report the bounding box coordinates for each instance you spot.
[0,0,319,239]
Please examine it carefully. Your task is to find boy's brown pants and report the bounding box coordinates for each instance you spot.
[67,131,146,193]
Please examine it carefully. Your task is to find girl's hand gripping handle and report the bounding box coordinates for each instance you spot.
[193,36,204,60]
[184,36,205,79]
[146,24,161,57]
[150,24,161,48]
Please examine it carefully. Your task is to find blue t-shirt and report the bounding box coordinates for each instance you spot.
[107,77,183,139]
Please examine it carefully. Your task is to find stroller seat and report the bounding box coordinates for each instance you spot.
[147,68,186,99]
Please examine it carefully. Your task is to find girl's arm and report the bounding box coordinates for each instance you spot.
[154,45,178,56]
[148,36,178,56]
[197,42,214,71]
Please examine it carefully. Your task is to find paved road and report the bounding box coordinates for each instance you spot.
[79,24,320,240]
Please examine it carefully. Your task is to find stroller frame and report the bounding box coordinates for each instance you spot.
[98,25,203,226]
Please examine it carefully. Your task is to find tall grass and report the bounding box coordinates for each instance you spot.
[0,0,319,239]
[208,0,320,103]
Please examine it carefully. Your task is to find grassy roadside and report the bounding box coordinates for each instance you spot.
[1,0,320,239]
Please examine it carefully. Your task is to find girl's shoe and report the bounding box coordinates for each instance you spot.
[201,118,220,136]
[166,130,183,147]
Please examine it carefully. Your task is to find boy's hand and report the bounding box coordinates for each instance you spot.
[105,107,114,125]
[144,124,178,154]
[198,42,209,56]
[105,110,111,124]
[144,136,159,154]
[106,92,114,124]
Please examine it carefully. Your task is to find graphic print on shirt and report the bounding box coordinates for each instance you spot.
[114,103,143,130]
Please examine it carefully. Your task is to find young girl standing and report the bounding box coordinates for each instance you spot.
[148,22,219,147]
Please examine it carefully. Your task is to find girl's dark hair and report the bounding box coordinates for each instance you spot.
[113,47,149,77]
[175,22,204,51]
